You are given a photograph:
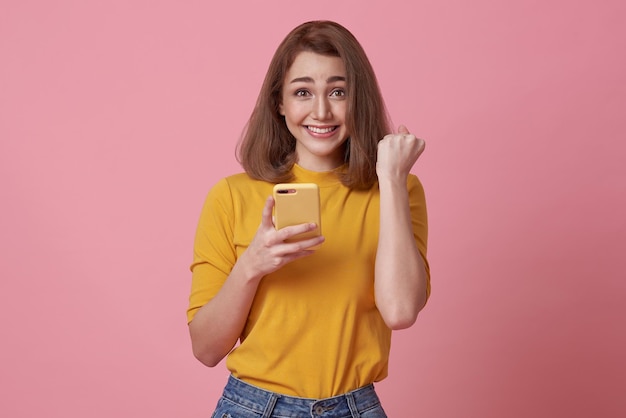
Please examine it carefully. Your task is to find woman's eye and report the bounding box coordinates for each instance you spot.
[330,89,346,97]
[295,90,309,97]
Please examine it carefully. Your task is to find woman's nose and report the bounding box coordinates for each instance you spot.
[312,97,331,120]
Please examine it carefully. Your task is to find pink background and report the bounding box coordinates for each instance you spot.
[1,1,625,417]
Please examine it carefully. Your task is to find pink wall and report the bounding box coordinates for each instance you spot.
[1,1,624,417]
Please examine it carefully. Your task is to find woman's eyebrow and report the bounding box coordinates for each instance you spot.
[289,76,346,84]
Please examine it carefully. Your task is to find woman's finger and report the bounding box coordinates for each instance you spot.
[259,196,275,229]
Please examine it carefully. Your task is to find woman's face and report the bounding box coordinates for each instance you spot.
[279,51,349,171]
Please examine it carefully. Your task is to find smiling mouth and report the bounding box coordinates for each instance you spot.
[307,126,337,134]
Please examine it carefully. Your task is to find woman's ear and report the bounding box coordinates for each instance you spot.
[278,102,284,116]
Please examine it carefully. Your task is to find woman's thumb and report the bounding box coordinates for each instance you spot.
[398,125,410,134]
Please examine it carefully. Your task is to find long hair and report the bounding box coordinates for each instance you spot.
[236,20,391,189]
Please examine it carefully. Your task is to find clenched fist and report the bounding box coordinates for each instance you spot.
[376,125,426,181]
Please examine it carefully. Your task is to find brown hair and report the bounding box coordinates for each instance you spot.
[236,20,391,189]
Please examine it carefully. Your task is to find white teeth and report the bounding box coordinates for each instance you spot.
[308,126,335,134]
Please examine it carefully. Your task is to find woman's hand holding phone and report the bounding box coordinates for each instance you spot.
[238,195,324,281]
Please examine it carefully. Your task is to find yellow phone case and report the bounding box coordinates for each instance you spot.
[273,183,321,242]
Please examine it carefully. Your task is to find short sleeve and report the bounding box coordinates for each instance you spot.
[407,174,431,300]
[187,178,237,323]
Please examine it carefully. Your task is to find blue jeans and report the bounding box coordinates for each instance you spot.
[211,375,388,418]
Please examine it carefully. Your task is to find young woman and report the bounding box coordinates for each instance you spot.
[187,20,430,417]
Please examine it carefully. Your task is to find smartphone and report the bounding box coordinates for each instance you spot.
[272,183,321,242]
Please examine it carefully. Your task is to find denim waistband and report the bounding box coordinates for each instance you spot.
[220,375,383,417]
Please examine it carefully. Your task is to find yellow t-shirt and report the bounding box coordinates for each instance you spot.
[187,164,429,398]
